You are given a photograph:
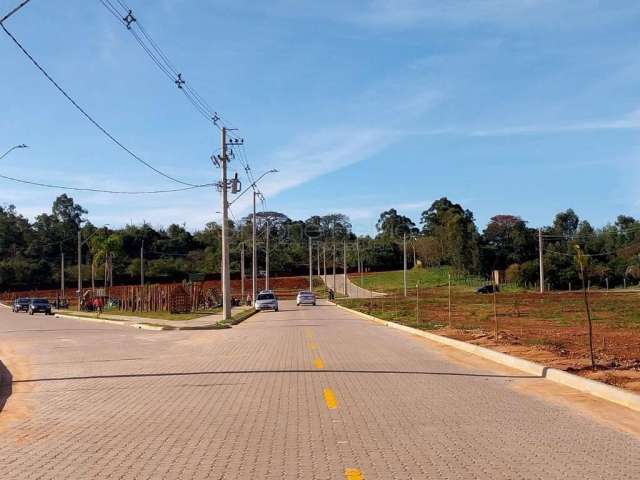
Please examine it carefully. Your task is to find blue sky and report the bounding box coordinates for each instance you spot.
[1,0,639,235]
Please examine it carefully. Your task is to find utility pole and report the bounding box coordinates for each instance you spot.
[356,239,363,286]
[60,251,65,299]
[343,240,347,296]
[218,127,232,320]
[77,230,82,311]
[308,237,313,291]
[323,244,327,282]
[252,190,257,304]
[140,238,145,288]
[332,237,336,293]
[317,244,320,279]
[240,241,245,302]
[403,233,408,297]
[265,219,270,290]
[538,228,544,293]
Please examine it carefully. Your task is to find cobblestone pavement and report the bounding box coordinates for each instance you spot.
[1,301,639,479]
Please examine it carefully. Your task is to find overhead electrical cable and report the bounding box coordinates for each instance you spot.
[99,0,229,129]
[0,22,203,188]
[0,172,213,194]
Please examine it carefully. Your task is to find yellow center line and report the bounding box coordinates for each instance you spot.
[323,388,338,410]
[345,468,363,480]
[313,357,325,369]
[308,342,318,350]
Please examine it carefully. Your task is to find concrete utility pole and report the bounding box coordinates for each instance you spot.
[60,252,65,299]
[538,228,544,293]
[219,127,232,320]
[265,219,270,290]
[308,237,313,291]
[240,242,245,302]
[140,239,145,288]
[403,233,408,297]
[252,190,257,303]
[323,244,327,282]
[343,240,347,296]
[356,239,363,286]
[332,238,336,293]
[77,231,82,311]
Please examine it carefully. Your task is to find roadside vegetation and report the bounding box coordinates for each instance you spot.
[340,267,640,393]
[3,195,640,295]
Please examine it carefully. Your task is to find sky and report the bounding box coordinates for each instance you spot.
[1,0,639,235]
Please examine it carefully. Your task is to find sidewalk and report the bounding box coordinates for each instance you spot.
[55,306,255,330]
[322,274,386,299]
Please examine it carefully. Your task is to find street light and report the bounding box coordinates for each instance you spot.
[77,224,109,310]
[227,169,278,306]
[228,169,278,206]
[0,144,28,161]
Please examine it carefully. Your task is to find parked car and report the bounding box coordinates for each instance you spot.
[255,290,279,312]
[12,297,31,313]
[28,298,52,315]
[296,291,316,306]
[476,284,499,294]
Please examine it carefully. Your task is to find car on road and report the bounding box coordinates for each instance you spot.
[476,284,499,294]
[255,290,279,312]
[296,290,316,306]
[28,298,52,315]
[12,297,31,313]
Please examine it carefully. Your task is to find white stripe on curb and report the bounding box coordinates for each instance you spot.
[334,303,640,413]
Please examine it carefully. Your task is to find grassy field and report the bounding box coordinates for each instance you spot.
[340,268,640,392]
[59,308,221,322]
[351,266,524,292]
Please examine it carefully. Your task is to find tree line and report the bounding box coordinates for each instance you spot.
[1,194,638,292]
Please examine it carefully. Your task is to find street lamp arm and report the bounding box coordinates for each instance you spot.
[80,224,110,247]
[0,144,28,161]
[229,169,278,206]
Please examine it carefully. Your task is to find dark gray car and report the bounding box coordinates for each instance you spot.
[28,298,52,315]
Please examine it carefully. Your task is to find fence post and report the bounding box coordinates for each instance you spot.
[416,282,420,326]
[447,272,452,326]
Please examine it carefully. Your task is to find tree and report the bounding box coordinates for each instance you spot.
[481,215,536,272]
[552,209,579,238]
[420,198,479,272]
[375,209,418,239]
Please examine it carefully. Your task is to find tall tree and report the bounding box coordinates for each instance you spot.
[420,198,480,272]
[375,209,418,239]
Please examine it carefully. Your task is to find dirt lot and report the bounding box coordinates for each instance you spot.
[340,286,640,393]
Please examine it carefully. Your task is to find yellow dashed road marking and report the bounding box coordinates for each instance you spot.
[313,357,324,369]
[323,388,338,410]
[345,468,363,480]
[308,342,318,350]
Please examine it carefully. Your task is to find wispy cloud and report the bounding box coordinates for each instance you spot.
[403,108,640,138]
[349,0,638,30]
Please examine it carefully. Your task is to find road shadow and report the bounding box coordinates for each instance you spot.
[13,368,540,384]
[0,359,12,414]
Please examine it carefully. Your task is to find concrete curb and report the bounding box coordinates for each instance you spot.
[334,303,640,413]
[55,313,131,327]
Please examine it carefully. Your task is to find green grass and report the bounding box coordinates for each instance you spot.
[59,308,221,322]
[352,267,488,292]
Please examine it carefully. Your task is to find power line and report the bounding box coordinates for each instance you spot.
[1,22,202,188]
[0,172,213,194]
[99,0,229,129]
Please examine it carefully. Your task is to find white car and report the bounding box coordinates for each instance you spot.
[255,290,279,312]
[296,291,316,306]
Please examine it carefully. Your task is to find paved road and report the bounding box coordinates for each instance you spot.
[322,275,386,299]
[1,301,639,479]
